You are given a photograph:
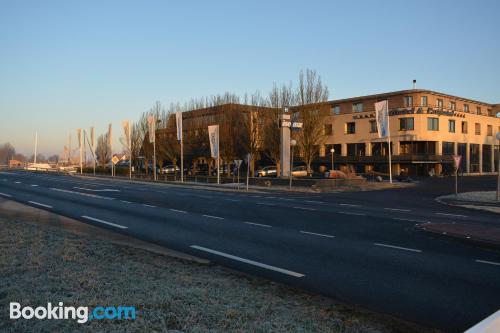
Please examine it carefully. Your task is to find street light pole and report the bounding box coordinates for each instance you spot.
[289,139,296,190]
[330,148,335,171]
[496,132,500,201]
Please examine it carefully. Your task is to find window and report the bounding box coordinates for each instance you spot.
[487,125,493,136]
[475,123,481,135]
[443,142,455,155]
[436,99,443,109]
[448,120,455,133]
[463,104,469,113]
[421,96,428,107]
[399,117,414,130]
[345,122,356,134]
[476,107,481,115]
[331,105,340,115]
[404,96,413,107]
[324,124,333,135]
[449,101,456,111]
[352,102,363,113]
[369,120,377,133]
[461,121,468,134]
[427,118,439,131]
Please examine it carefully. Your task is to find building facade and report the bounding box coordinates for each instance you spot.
[315,89,500,176]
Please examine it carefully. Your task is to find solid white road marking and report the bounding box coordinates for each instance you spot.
[244,221,272,228]
[81,215,128,229]
[142,204,156,208]
[73,187,120,192]
[190,245,304,278]
[202,214,224,220]
[384,208,411,212]
[28,201,52,209]
[392,217,429,223]
[475,259,500,266]
[300,230,335,238]
[338,211,366,216]
[170,209,187,213]
[339,203,360,207]
[0,192,13,197]
[293,206,316,211]
[436,212,467,218]
[374,243,422,253]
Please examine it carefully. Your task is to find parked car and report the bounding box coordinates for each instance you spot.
[257,166,277,177]
[291,165,308,177]
[161,165,180,174]
[210,164,231,176]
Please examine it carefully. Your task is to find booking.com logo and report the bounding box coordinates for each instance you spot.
[10,302,136,323]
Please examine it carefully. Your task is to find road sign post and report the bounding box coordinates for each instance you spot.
[453,155,462,197]
[246,153,251,192]
[234,159,243,190]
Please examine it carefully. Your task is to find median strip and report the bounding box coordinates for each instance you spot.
[28,201,52,209]
[300,230,335,238]
[374,243,422,253]
[81,215,128,229]
[190,245,304,278]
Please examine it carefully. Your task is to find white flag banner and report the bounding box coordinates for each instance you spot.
[147,115,155,143]
[122,120,130,149]
[77,128,82,148]
[374,100,390,138]
[107,123,112,148]
[208,125,219,158]
[175,111,183,141]
[90,126,95,149]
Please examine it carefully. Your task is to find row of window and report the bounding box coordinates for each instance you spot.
[330,97,491,115]
[325,118,496,136]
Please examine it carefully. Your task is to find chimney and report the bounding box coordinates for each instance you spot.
[412,80,416,89]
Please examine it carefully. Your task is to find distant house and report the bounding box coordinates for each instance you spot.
[9,159,23,168]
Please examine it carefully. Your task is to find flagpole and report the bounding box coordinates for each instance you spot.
[217,128,220,185]
[180,135,184,183]
[128,124,132,180]
[387,100,393,184]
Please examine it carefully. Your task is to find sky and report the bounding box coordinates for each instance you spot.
[1,0,499,156]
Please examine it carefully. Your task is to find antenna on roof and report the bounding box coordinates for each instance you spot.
[412,80,416,90]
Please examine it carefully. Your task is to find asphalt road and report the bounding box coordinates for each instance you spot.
[1,170,499,332]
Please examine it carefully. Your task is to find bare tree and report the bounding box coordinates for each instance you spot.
[0,143,16,165]
[294,69,329,174]
[96,133,111,168]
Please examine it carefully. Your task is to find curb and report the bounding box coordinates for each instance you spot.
[435,196,500,215]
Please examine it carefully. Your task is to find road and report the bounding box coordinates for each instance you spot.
[1,170,499,332]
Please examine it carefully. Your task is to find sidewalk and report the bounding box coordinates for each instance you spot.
[419,191,500,249]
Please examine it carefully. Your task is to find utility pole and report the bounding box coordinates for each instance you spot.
[34,131,38,164]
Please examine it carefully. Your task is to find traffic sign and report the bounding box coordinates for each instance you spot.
[234,159,243,168]
[112,156,120,165]
[453,155,462,169]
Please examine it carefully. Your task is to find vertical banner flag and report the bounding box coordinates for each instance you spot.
[122,120,130,149]
[107,124,112,147]
[176,112,183,141]
[374,100,389,138]
[147,115,155,143]
[77,128,82,148]
[90,126,95,149]
[208,125,219,158]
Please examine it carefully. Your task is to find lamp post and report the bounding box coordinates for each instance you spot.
[496,131,500,201]
[330,148,335,171]
[289,139,296,190]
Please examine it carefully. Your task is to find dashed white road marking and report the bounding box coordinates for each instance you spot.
[170,209,187,213]
[339,203,360,207]
[120,200,132,204]
[225,199,241,202]
[305,200,324,204]
[30,184,39,187]
[257,202,276,206]
[142,204,156,208]
[50,188,114,200]
[81,215,128,229]
[202,214,224,220]
[73,186,120,192]
[436,212,467,218]
[279,198,296,201]
[475,259,500,266]
[190,245,304,278]
[300,230,335,238]
[338,211,366,216]
[0,192,13,197]
[28,201,52,209]
[392,217,429,223]
[374,243,422,253]
[244,221,272,228]
[15,181,21,184]
[293,206,316,211]
[384,208,411,212]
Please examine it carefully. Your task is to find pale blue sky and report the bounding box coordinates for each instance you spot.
[1,0,499,155]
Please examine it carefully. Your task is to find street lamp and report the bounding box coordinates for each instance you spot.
[289,139,297,190]
[330,148,335,171]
